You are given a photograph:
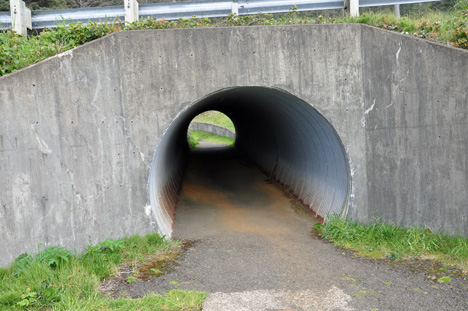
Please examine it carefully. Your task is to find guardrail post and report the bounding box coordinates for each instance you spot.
[231,0,239,15]
[10,0,31,35]
[394,4,401,18]
[125,0,139,23]
[344,0,359,17]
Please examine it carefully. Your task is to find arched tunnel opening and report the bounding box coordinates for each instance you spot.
[149,87,350,237]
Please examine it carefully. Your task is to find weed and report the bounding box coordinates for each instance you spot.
[386,252,402,261]
[437,276,452,283]
[123,233,174,262]
[37,281,62,306]
[11,253,33,277]
[127,276,137,283]
[98,238,125,252]
[78,238,124,279]
[188,132,199,149]
[81,245,115,280]
[448,10,468,48]
[16,288,37,308]
[316,215,468,270]
[146,232,167,246]
[35,246,72,269]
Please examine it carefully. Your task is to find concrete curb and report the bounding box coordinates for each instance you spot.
[202,287,354,311]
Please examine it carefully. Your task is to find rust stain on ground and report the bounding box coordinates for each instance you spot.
[171,147,325,273]
[183,182,279,237]
[181,177,311,247]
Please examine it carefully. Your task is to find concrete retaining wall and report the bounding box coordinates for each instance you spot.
[360,27,468,232]
[188,122,236,139]
[0,24,467,266]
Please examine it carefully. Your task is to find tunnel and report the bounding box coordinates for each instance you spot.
[149,86,350,237]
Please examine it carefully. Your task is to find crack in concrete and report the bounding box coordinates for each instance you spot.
[31,124,52,154]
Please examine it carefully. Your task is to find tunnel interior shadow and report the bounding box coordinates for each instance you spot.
[149,87,350,238]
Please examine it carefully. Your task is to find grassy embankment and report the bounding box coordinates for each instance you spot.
[188,111,236,147]
[0,233,207,311]
[315,217,468,273]
[1,1,467,76]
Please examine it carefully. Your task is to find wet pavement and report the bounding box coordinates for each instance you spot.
[111,144,468,310]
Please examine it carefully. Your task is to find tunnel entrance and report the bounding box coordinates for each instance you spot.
[149,87,350,238]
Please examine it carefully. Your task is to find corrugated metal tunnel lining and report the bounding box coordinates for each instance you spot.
[149,87,350,237]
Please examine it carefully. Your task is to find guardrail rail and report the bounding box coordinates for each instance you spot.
[0,0,441,34]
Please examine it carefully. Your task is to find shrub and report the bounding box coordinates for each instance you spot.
[449,11,468,48]
[187,132,199,149]
[35,246,72,269]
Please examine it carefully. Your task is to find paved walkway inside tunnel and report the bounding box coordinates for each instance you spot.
[116,144,468,310]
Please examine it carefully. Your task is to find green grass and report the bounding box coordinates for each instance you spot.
[315,216,468,270]
[1,2,467,76]
[342,9,468,48]
[192,111,235,133]
[189,130,235,146]
[0,233,207,311]
[0,21,118,76]
[55,290,207,311]
[187,132,199,149]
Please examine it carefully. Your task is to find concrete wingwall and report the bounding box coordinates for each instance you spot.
[0,24,467,266]
[360,27,468,233]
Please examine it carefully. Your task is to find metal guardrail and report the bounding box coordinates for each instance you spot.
[0,0,440,30]
[360,0,439,7]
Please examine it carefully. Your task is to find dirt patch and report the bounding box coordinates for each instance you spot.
[100,242,195,298]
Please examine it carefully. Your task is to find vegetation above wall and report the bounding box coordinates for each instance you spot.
[0,1,467,76]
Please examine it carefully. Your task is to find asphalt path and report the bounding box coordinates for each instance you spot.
[113,144,468,310]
